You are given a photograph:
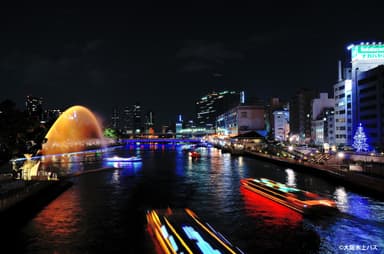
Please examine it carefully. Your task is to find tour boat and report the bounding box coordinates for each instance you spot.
[104,156,142,162]
[189,151,201,158]
[146,208,244,254]
[240,178,338,216]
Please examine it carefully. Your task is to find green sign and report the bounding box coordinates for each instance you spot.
[352,45,384,61]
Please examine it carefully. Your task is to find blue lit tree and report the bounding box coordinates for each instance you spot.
[352,123,369,152]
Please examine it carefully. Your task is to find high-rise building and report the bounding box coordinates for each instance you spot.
[348,42,384,150]
[273,109,289,142]
[25,95,43,121]
[196,90,243,128]
[334,61,352,146]
[355,65,384,151]
[289,89,317,143]
[144,111,155,134]
[111,107,120,130]
[123,102,142,135]
[175,114,183,137]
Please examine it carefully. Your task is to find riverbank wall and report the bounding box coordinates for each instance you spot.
[0,180,73,225]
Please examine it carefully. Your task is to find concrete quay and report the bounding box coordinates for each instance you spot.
[242,150,384,198]
[0,180,73,224]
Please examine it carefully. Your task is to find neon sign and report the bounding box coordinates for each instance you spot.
[351,45,384,61]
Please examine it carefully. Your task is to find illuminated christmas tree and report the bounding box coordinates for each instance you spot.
[352,123,369,152]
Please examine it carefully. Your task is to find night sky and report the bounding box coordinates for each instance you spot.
[1,3,383,128]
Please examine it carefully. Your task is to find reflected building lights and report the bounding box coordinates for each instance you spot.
[237,156,243,167]
[222,153,231,173]
[285,168,296,187]
[111,169,120,183]
[334,187,348,212]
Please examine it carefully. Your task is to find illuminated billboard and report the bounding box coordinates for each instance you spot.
[351,45,384,61]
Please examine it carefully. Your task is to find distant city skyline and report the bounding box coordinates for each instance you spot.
[1,4,383,125]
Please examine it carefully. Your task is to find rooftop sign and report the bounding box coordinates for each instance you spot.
[351,44,384,61]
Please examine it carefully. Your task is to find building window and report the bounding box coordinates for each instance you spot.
[240,111,247,118]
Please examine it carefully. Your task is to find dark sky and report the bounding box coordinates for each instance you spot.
[1,2,384,128]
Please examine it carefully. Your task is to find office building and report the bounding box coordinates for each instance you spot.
[334,61,352,146]
[196,90,243,128]
[216,104,265,137]
[123,103,142,135]
[348,42,384,149]
[144,111,155,134]
[289,88,317,143]
[273,109,289,142]
[355,65,384,150]
[311,108,335,145]
[111,107,120,130]
[265,97,286,138]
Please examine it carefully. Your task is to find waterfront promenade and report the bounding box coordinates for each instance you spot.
[242,149,384,197]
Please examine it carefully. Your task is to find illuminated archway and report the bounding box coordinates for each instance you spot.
[41,105,104,155]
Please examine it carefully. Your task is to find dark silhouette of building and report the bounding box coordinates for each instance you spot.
[265,97,286,139]
[25,95,43,121]
[144,111,155,134]
[196,90,243,129]
[123,103,142,135]
[289,89,317,143]
[111,107,120,130]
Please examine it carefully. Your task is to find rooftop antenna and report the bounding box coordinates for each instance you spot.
[338,60,342,81]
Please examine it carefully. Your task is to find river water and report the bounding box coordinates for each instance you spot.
[2,143,383,253]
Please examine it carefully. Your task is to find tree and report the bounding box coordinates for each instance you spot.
[352,123,369,152]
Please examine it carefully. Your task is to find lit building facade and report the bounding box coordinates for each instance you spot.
[273,110,289,141]
[216,104,265,137]
[265,97,286,139]
[334,61,352,146]
[196,90,243,129]
[355,65,384,151]
[311,93,334,145]
[311,108,335,145]
[348,42,384,150]
[123,103,142,135]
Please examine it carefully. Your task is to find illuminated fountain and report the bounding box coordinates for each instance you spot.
[41,105,104,155]
[16,105,105,180]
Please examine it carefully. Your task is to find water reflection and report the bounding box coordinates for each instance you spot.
[240,187,303,227]
[285,168,296,187]
[334,187,348,213]
[26,187,83,252]
[10,144,384,253]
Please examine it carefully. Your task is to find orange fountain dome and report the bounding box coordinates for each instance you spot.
[41,105,104,155]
